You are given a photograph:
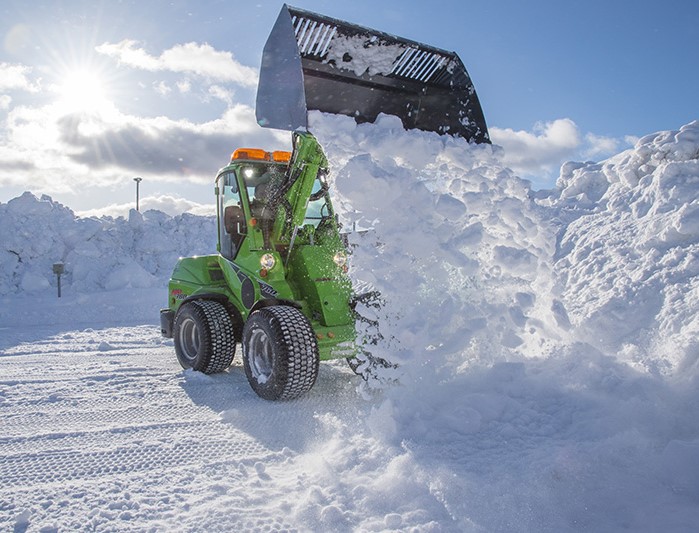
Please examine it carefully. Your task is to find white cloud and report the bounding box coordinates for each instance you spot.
[583,133,619,158]
[208,85,233,106]
[0,62,40,92]
[0,97,288,198]
[153,81,172,96]
[0,95,11,109]
[489,119,635,187]
[95,40,160,70]
[490,118,582,176]
[95,40,257,87]
[177,79,191,93]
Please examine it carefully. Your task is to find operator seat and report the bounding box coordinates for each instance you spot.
[224,205,246,258]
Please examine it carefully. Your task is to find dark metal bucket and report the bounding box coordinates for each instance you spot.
[256,4,489,143]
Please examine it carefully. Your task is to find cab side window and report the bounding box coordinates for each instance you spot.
[219,172,246,259]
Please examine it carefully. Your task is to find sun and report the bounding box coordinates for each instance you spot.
[55,69,111,114]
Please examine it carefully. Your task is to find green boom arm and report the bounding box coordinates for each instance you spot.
[289,132,327,229]
[268,132,329,244]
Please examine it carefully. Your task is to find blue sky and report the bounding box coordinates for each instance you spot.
[1,0,697,215]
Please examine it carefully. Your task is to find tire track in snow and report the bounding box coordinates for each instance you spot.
[0,420,266,460]
[0,326,308,532]
[0,435,266,487]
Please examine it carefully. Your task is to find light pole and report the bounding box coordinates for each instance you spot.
[52,262,64,298]
[133,177,142,211]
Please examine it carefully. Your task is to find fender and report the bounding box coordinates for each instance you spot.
[174,292,244,342]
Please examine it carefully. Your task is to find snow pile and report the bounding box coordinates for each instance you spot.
[312,112,568,382]
[308,114,699,530]
[326,36,405,77]
[0,192,215,296]
[548,120,699,379]
[311,114,699,388]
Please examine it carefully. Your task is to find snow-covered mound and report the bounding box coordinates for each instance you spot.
[311,112,568,381]
[0,192,214,296]
[548,121,699,379]
[308,115,699,530]
[311,115,699,385]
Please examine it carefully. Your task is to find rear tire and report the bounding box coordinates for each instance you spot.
[242,306,319,401]
[173,300,236,374]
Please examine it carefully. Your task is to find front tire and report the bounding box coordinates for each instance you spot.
[173,300,236,374]
[242,306,319,401]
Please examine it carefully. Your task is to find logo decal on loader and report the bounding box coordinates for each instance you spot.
[172,289,187,301]
[259,281,278,299]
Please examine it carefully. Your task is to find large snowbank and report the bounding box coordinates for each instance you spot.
[312,115,699,386]
[311,113,568,379]
[306,115,699,530]
[547,121,699,380]
[0,193,215,296]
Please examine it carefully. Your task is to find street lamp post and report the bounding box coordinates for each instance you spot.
[133,177,143,211]
[52,262,64,298]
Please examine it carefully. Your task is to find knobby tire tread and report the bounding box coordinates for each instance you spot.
[244,305,319,401]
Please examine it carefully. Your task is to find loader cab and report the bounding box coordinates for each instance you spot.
[216,148,291,260]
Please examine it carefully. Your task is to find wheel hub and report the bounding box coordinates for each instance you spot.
[178,316,201,362]
[248,327,273,384]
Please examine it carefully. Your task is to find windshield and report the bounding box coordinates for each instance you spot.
[304,176,331,228]
[236,162,287,204]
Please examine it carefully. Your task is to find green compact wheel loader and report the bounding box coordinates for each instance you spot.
[161,133,355,400]
[160,4,489,400]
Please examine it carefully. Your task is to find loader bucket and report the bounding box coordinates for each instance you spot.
[256,5,490,143]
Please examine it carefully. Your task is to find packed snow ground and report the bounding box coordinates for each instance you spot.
[2,118,699,531]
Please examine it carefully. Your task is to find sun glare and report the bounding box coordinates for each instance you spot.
[56,69,111,114]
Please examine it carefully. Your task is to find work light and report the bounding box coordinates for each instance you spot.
[333,251,347,268]
[260,253,276,270]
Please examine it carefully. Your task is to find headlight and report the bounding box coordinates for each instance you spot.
[333,251,347,268]
[260,253,276,270]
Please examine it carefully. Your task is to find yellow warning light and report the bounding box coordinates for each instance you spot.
[231,148,270,161]
[272,151,291,163]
